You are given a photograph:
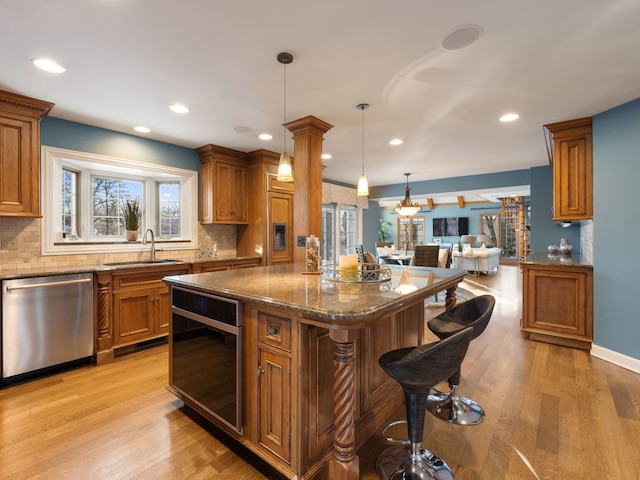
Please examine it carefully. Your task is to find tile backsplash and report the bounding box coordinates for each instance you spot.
[0,217,236,275]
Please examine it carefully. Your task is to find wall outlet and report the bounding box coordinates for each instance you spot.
[1,238,17,250]
[297,236,306,247]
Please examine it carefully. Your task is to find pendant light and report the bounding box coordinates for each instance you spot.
[276,52,294,182]
[356,103,370,196]
[394,173,422,216]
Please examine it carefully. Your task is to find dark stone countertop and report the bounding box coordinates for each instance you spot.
[520,252,592,269]
[164,263,466,328]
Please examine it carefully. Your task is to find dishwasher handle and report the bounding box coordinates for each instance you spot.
[5,277,93,291]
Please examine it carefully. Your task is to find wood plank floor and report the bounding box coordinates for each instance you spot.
[2,265,640,479]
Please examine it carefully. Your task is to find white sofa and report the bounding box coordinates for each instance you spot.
[452,247,500,274]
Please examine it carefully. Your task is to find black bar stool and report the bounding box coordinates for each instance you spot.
[426,295,495,425]
[376,327,474,480]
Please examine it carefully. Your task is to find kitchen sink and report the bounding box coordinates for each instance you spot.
[104,259,183,266]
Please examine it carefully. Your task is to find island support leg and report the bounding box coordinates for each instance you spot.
[445,285,458,311]
[328,329,359,480]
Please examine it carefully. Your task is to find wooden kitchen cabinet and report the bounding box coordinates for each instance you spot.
[191,257,260,273]
[245,306,295,466]
[111,265,190,347]
[0,90,53,217]
[197,144,248,224]
[544,117,593,221]
[237,150,294,265]
[521,256,593,350]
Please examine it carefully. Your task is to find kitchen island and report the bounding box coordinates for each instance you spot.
[164,263,466,480]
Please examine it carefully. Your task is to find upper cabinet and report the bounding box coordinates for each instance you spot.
[544,117,593,221]
[0,90,54,217]
[196,144,248,224]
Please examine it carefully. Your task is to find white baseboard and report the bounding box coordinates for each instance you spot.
[591,344,640,375]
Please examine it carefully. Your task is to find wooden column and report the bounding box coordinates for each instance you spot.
[328,329,360,480]
[285,115,333,265]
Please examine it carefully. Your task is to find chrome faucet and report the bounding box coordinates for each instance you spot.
[142,228,156,261]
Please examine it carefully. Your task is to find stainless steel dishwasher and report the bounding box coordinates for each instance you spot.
[1,273,94,382]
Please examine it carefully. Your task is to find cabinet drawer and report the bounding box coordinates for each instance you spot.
[113,266,190,290]
[258,312,291,351]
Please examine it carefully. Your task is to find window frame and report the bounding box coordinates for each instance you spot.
[41,145,198,256]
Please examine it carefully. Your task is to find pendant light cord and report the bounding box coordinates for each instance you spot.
[283,60,287,154]
[361,105,365,175]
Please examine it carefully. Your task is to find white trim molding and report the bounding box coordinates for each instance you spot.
[591,344,640,375]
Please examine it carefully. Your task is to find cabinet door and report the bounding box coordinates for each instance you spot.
[113,288,155,345]
[199,157,214,223]
[548,118,593,221]
[523,266,592,340]
[258,348,291,462]
[156,284,171,333]
[0,116,37,216]
[215,161,248,223]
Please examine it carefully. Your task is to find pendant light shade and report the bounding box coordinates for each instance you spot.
[356,103,369,196]
[276,52,294,182]
[394,173,422,216]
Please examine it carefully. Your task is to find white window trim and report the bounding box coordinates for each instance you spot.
[41,145,198,256]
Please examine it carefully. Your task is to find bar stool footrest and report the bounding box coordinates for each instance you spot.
[376,445,454,480]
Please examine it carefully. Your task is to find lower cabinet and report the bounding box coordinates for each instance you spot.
[255,309,292,463]
[111,266,189,347]
[521,261,593,350]
[191,257,260,273]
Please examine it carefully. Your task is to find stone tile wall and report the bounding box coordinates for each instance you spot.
[0,217,236,276]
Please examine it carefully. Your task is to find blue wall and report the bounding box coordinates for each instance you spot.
[529,165,580,253]
[371,169,530,199]
[41,117,200,171]
[593,98,640,359]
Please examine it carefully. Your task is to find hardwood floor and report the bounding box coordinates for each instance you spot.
[2,265,640,479]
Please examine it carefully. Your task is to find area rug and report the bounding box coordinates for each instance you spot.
[424,287,474,308]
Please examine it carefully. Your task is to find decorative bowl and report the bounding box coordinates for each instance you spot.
[547,245,559,254]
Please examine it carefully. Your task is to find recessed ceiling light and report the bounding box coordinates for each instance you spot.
[500,113,520,122]
[169,104,189,114]
[258,133,273,140]
[134,126,150,133]
[321,153,332,160]
[389,138,404,145]
[32,58,66,73]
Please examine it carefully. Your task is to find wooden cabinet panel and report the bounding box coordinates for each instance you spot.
[214,161,248,223]
[111,265,189,347]
[521,263,593,349]
[269,192,294,265]
[196,144,248,225]
[113,289,155,343]
[258,348,291,463]
[545,117,593,221]
[0,90,53,217]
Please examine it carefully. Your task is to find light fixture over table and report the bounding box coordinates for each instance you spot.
[394,173,422,216]
[356,103,369,196]
[276,52,294,182]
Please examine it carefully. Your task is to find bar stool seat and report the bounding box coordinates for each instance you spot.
[426,295,495,425]
[376,327,474,480]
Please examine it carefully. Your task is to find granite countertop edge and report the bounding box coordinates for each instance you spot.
[0,256,261,281]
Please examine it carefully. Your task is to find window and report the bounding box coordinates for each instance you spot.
[41,146,197,255]
[92,177,144,238]
[397,216,424,251]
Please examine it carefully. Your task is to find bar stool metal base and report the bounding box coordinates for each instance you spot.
[376,445,454,480]
[426,390,485,425]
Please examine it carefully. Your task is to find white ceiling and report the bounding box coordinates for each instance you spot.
[2,0,640,193]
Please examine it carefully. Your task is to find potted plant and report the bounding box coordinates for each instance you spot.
[122,199,141,241]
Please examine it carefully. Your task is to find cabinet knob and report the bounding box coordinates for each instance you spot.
[257,366,265,377]
[267,327,279,337]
